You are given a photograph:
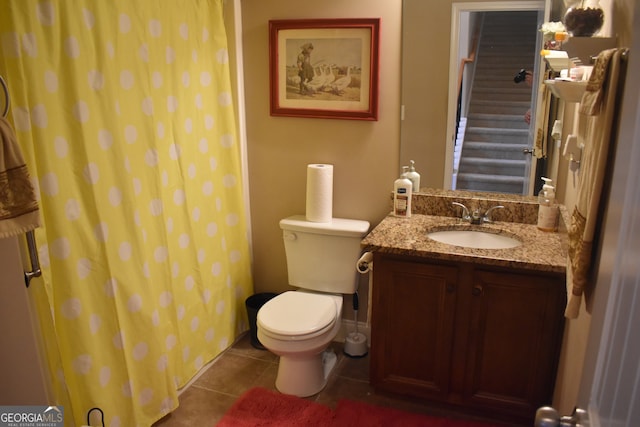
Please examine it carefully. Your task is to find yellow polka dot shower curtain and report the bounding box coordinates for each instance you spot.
[0,1,253,425]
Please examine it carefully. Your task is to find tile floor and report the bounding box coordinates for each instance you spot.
[153,333,520,426]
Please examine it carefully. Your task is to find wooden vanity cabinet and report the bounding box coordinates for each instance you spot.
[370,252,566,424]
[370,255,459,401]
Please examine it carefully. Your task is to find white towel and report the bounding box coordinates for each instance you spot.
[0,116,41,238]
[565,48,625,318]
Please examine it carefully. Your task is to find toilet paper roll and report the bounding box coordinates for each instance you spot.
[356,251,373,274]
[306,164,333,223]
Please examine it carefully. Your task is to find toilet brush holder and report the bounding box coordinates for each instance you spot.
[344,331,368,357]
[344,291,367,357]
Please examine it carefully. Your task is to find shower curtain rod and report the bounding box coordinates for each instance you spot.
[0,74,42,287]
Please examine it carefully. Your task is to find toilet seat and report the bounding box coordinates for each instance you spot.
[257,291,337,340]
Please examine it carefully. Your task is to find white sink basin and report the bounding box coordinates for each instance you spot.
[427,229,522,250]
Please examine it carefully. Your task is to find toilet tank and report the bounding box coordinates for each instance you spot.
[280,215,370,294]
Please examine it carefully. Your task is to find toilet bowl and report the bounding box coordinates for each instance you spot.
[257,215,369,397]
[257,291,343,397]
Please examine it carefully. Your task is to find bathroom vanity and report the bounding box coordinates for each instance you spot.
[362,190,568,425]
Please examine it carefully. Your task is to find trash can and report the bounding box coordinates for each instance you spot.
[245,293,278,349]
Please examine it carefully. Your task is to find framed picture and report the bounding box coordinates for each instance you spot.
[269,18,380,121]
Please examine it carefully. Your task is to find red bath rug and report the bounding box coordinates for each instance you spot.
[217,387,509,426]
[217,387,333,426]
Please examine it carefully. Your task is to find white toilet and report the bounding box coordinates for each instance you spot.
[256,215,370,397]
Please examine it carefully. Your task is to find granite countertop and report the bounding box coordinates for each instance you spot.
[362,189,569,274]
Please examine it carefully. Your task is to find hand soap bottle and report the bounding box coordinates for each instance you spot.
[537,177,559,231]
[406,160,421,193]
[394,167,413,218]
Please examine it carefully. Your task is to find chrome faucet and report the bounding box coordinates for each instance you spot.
[452,202,504,225]
[452,202,473,223]
[482,205,505,223]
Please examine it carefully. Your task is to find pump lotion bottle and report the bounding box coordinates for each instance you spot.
[406,160,421,193]
[537,177,559,231]
[394,167,413,218]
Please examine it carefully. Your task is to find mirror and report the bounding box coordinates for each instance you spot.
[401,0,559,195]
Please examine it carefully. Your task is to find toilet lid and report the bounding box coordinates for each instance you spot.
[257,291,336,337]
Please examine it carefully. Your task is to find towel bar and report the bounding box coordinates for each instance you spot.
[24,231,42,287]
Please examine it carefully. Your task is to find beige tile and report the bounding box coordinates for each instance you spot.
[334,352,370,382]
[252,361,279,390]
[316,375,375,407]
[194,351,274,396]
[226,334,279,363]
[153,387,235,427]
[153,334,521,427]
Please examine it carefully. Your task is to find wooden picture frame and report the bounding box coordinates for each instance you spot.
[269,18,380,121]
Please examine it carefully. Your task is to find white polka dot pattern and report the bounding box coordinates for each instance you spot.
[0,1,253,425]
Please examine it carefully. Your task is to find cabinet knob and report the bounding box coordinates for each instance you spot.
[446,284,455,293]
[472,285,483,296]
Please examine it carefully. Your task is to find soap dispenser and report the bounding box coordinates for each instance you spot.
[393,167,413,218]
[537,177,559,231]
[406,160,421,193]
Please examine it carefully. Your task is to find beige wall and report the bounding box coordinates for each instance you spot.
[241,0,402,294]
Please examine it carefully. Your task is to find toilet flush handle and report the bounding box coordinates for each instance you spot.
[283,231,297,241]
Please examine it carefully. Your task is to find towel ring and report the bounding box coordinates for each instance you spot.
[1,75,9,117]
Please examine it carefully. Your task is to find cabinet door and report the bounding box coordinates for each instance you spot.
[371,256,459,400]
[463,269,566,421]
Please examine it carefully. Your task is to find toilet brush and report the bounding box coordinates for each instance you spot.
[344,291,368,357]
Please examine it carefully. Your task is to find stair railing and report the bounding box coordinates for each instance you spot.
[455,20,481,143]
